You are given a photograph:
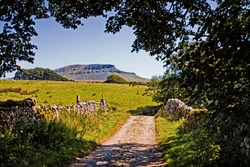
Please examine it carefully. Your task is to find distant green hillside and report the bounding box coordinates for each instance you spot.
[53,64,149,82]
[14,68,68,81]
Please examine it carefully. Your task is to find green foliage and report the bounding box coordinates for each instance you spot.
[0,0,120,76]
[186,109,209,130]
[35,108,57,121]
[0,0,48,76]
[205,111,250,166]
[160,1,250,146]
[128,81,147,86]
[132,1,250,164]
[14,68,68,81]
[2,0,247,79]
[145,72,189,104]
[0,104,129,167]
[105,74,127,84]
[144,75,162,97]
[0,120,91,167]
[156,110,220,166]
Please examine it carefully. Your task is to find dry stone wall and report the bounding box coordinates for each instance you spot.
[0,98,98,131]
[165,98,250,164]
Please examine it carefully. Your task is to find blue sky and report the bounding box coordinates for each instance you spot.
[6,16,166,79]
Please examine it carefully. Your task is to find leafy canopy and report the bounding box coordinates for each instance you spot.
[1,1,249,104]
[0,0,120,77]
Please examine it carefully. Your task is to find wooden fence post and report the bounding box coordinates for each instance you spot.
[100,94,106,108]
[76,95,80,103]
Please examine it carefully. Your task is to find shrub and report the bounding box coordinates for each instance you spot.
[186,108,209,130]
[104,74,126,84]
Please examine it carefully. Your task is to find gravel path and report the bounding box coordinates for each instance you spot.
[68,116,165,167]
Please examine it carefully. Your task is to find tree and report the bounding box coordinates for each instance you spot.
[0,0,120,77]
[2,1,249,81]
[102,1,249,164]
[0,0,217,77]
[14,67,68,81]
[105,74,126,83]
[0,0,48,77]
[146,72,189,104]
[144,75,162,97]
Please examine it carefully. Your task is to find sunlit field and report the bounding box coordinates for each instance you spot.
[0,80,156,111]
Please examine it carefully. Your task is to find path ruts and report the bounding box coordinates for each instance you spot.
[68,116,165,167]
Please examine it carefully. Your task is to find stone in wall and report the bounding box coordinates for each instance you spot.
[165,98,193,118]
[0,98,38,131]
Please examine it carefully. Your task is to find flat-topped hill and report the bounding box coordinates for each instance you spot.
[53,64,149,82]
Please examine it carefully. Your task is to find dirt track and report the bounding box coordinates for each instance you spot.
[68,116,165,167]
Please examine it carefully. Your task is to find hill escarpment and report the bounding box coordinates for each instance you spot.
[53,64,149,82]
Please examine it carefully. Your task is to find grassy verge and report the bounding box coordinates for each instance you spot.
[0,106,130,167]
[83,111,130,144]
[155,109,220,166]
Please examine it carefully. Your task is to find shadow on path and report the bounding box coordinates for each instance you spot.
[68,143,165,167]
[128,106,162,116]
[68,115,166,167]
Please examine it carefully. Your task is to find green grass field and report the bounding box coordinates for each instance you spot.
[0,80,156,111]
